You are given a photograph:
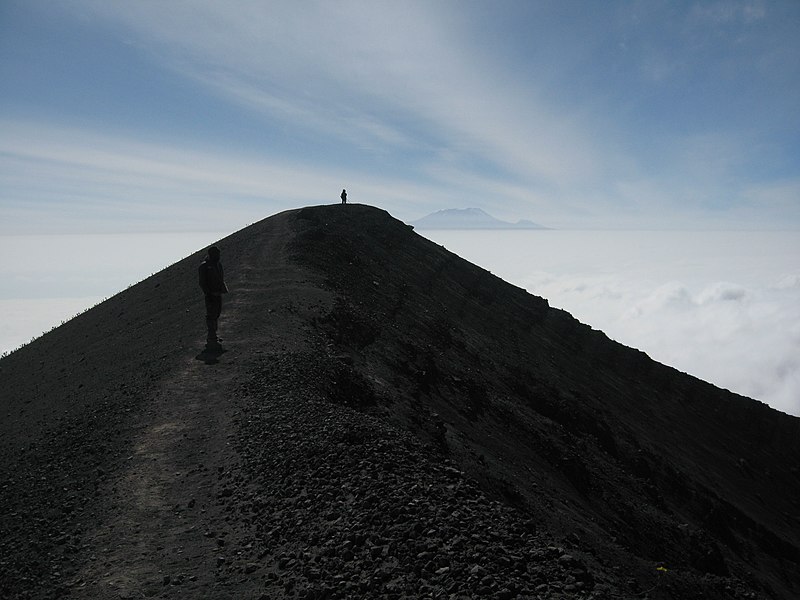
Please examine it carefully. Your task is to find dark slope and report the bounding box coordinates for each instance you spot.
[288,205,800,598]
[1,204,798,599]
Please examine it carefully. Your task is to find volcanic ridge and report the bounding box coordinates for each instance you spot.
[1,204,798,600]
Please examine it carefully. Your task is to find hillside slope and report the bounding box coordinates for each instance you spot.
[1,204,798,599]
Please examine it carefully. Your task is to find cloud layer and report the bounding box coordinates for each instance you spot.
[425,229,800,417]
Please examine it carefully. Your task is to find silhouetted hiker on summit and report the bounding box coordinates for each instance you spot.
[341,189,347,204]
[199,245,228,350]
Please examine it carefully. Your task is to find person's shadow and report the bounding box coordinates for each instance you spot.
[195,345,226,365]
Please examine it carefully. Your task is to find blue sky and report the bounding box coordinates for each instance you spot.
[1,0,799,233]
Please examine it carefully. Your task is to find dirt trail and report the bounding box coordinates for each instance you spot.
[73,213,331,598]
[74,356,238,597]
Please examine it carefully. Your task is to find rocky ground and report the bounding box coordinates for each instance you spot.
[228,350,607,599]
[1,205,798,599]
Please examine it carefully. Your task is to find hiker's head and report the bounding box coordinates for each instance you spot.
[208,246,221,262]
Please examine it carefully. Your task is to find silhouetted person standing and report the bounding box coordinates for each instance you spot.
[199,245,228,350]
[341,189,347,204]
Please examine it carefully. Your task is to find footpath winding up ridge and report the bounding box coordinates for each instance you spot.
[1,205,798,599]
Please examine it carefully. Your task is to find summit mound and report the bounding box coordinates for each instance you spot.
[1,204,798,599]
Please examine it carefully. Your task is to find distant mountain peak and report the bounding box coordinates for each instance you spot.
[412,208,548,230]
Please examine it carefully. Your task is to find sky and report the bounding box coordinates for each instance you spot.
[2,0,800,233]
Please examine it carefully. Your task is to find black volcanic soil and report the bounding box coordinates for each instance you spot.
[1,204,798,600]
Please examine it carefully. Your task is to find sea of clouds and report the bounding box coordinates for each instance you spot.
[2,229,798,417]
[423,230,800,417]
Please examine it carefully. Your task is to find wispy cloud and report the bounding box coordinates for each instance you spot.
[70,1,618,207]
[0,120,335,232]
[0,119,500,233]
[3,1,798,231]
[190,71,418,153]
[690,0,767,26]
